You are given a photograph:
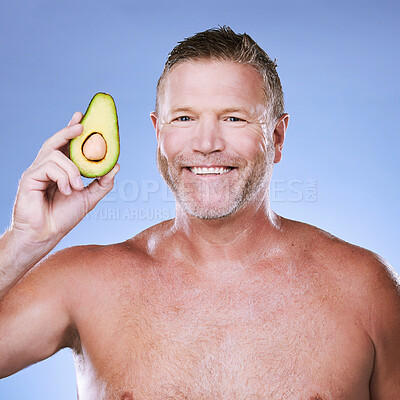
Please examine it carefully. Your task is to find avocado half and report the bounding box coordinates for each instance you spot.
[70,93,119,178]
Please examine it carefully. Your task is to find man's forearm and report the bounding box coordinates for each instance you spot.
[0,229,53,302]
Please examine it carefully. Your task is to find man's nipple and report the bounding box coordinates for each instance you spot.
[120,392,134,400]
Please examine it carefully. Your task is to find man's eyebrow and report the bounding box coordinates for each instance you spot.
[169,106,194,114]
[169,106,250,115]
[218,107,250,115]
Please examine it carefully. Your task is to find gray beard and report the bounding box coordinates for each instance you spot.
[156,147,273,220]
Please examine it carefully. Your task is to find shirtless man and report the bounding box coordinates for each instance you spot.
[0,26,399,400]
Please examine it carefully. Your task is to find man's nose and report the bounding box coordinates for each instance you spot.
[191,117,225,154]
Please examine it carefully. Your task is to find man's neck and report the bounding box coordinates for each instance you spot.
[171,193,283,272]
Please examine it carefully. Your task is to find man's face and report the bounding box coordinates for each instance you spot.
[152,60,276,219]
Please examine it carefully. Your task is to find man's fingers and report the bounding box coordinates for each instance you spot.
[98,163,120,187]
[27,160,72,196]
[34,111,84,162]
[42,111,83,152]
[84,163,120,211]
[49,151,84,191]
[42,123,83,152]
[67,111,83,127]
[23,151,85,196]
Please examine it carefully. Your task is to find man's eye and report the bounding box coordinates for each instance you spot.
[176,116,191,122]
[170,115,194,127]
[227,117,244,122]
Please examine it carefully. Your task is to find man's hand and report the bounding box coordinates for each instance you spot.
[11,111,119,247]
[0,112,119,299]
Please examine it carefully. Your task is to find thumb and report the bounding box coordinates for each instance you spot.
[84,163,120,212]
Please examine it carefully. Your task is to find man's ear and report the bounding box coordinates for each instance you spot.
[150,111,160,141]
[273,113,290,164]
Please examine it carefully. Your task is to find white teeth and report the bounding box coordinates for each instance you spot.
[189,166,232,175]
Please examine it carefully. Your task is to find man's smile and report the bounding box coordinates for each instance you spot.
[188,166,234,175]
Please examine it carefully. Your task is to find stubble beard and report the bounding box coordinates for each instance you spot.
[157,147,273,220]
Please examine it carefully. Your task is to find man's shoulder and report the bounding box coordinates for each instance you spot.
[39,218,176,274]
[284,217,399,313]
[284,217,392,267]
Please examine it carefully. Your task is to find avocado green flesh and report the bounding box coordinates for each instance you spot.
[70,93,119,178]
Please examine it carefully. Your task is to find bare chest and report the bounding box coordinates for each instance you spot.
[73,266,373,400]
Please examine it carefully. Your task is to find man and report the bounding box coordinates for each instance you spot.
[0,26,399,400]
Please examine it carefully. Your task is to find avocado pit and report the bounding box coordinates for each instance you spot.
[82,132,107,161]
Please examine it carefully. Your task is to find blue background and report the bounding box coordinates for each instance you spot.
[1,0,399,398]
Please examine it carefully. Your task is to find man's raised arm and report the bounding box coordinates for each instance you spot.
[0,111,119,377]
